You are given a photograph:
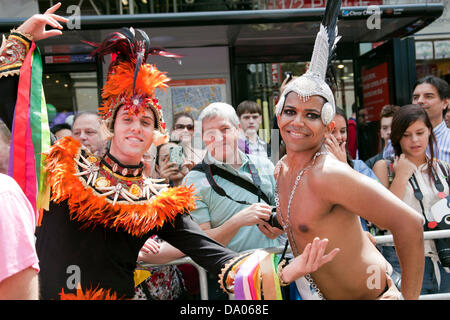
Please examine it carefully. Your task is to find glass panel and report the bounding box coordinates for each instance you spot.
[43,71,98,128]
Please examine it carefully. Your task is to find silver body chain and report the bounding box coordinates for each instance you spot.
[274,151,327,299]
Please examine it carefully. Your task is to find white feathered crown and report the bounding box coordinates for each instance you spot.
[276,0,342,125]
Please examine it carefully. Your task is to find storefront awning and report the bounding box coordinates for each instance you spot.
[0,3,444,63]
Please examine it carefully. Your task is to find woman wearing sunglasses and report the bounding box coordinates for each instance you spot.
[171,112,205,164]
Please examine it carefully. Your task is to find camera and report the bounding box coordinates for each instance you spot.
[429,199,450,267]
[436,238,450,267]
[268,207,283,230]
[169,145,183,169]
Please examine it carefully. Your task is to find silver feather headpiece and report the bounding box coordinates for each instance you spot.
[275,1,342,125]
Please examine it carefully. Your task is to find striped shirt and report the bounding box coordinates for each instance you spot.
[431,121,450,164]
[382,139,395,159]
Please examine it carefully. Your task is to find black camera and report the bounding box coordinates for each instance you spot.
[436,238,450,267]
[267,207,284,230]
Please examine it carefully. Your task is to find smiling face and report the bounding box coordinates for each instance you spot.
[202,116,240,164]
[399,120,431,159]
[109,106,155,165]
[277,93,333,153]
[331,114,347,146]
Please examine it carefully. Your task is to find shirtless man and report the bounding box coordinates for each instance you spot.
[274,89,425,300]
[270,0,425,300]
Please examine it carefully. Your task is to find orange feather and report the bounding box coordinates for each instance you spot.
[44,137,197,237]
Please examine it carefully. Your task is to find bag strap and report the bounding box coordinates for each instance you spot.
[385,158,395,185]
[408,163,447,230]
[437,160,450,188]
[191,160,272,205]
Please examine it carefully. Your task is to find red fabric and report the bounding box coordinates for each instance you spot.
[347,118,357,159]
[12,42,36,201]
[177,264,200,295]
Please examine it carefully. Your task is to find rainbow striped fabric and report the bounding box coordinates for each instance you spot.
[8,42,51,223]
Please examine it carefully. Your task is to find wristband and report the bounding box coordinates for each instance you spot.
[276,259,291,286]
[0,29,33,78]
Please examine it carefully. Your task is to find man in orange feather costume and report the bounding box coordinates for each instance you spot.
[0,4,337,300]
[0,4,239,299]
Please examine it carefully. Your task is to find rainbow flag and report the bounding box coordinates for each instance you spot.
[8,42,51,224]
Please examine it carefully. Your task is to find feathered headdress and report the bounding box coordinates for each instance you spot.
[276,0,342,125]
[84,27,182,144]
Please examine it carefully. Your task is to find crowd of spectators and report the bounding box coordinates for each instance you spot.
[0,8,449,298]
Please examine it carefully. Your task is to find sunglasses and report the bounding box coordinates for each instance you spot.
[174,124,194,130]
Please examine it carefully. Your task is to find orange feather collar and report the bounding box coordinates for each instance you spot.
[45,137,197,237]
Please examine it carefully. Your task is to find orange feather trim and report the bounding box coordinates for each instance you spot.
[45,137,197,237]
[59,285,120,300]
[99,61,169,117]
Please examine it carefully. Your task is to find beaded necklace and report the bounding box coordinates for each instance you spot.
[274,150,327,300]
[275,150,327,256]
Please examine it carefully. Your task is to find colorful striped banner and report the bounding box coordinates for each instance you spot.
[8,42,51,221]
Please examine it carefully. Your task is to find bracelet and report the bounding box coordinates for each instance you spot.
[218,252,252,294]
[276,259,291,286]
[10,28,33,49]
[0,29,33,78]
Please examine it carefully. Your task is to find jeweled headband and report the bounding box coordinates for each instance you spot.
[275,1,342,125]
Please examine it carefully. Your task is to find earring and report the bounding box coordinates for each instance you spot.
[321,102,335,125]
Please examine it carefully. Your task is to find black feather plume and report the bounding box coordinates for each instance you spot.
[321,0,342,91]
[82,27,184,93]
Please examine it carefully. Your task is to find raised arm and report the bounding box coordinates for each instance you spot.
[372,159,390,188]
[0,3,67,130]
[372,155,416,199]
[15,3,66,42]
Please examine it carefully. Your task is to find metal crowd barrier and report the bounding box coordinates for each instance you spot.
[137,256,210,300]
[136,229,450,300]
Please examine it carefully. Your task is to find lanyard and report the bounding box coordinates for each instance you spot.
[408,165,445,229]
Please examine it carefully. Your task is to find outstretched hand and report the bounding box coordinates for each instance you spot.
[280,237,340,283]
[17,2,68,41]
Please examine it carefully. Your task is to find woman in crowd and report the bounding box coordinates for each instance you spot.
[325,107,379,180]
[155,141,193,186]
[171,112,206,164]
[373,104,450,295]
[324,107,379,233]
